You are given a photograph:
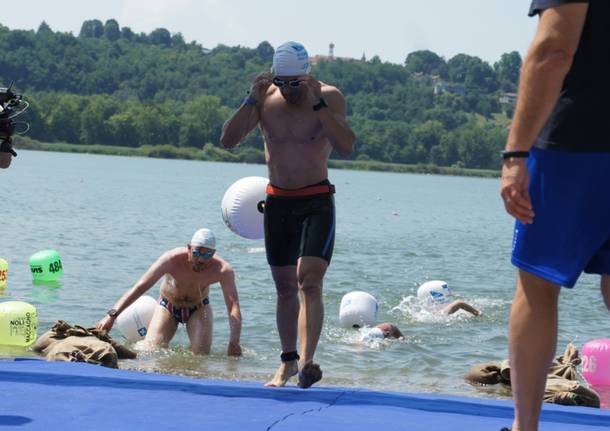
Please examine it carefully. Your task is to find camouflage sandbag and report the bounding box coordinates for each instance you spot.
[465,343,600,408]
[544,376,600,408]
[43,335,119,368]
[548,343,580,381]
[465,362,504,385]
[464,360,511,386]
[32,320,136,367]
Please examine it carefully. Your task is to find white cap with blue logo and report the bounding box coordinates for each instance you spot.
[417,280,453,306]
[271,41,311,76]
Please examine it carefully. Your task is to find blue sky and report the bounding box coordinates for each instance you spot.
[1,0,538,65]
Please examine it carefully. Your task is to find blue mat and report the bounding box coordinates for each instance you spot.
[1,359,609,430]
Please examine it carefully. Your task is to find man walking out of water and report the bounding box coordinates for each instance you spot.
[97,228,242,356]
[221,41,355,388]
[500,2,610,430]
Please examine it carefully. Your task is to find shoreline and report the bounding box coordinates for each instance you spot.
[15,138,500,178]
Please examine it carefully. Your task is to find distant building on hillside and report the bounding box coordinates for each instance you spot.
[310,42,360,65]
[433,80,467,97]
[499,92,517,105]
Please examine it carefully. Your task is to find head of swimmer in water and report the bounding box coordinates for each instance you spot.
[375,323,403,339]
[187,228,216,272]
[271,41,311,105]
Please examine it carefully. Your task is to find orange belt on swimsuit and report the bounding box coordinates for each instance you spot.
[266,183,335,197]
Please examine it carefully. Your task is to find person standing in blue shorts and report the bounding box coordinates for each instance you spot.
[500,2,610,430]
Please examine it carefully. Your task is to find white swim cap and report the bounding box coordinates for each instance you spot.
[271,41,311,76]
[190,228,216,250]
[417,280,452,306]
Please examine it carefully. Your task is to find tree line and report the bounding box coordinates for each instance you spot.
[0,19,522,169]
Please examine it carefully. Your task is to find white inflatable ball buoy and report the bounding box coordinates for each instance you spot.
[0,301,38,346]
[221,176,268,240]
[339,291,378,328]
[116,296,157,342]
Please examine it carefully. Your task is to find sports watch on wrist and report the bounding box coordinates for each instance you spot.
[501,150,530,160]
[107,309,118,318]
[312,97,328,111]
[243,94,258,106]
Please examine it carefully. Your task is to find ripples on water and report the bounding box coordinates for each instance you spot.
[1,151,609,405]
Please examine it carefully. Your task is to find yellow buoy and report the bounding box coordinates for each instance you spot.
[0,258,7,289]
[0,301,38,346]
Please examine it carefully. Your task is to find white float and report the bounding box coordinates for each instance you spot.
[339,291,378,328]
[221,176,268,240]
[116,295,157,342]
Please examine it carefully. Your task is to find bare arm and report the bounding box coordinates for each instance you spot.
[96,252,171,330]
[506,4,588,153]
[500,4,588,224]
[219,264,242,356]
[301,77,355,157]
[444,300,480,316]
[220,73,271,149]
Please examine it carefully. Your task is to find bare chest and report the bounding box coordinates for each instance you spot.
[261,104,324,144]
[161,272,211,305]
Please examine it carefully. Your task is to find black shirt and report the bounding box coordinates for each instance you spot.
[529,0,610,152]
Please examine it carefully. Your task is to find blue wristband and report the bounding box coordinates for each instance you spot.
[243,95,258,106]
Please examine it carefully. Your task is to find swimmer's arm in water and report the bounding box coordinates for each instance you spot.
[219,263,242,356]
[96,252,171,331]
[300,77,355,157]
[443,300,480,316]
[220,72,272,149]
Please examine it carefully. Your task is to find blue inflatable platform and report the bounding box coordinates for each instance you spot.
[1,358,609,430]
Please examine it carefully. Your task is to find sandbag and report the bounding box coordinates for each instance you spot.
[465,343,599,408]
[544,376,600,408]
[43,336,119,368]
[33,320,136,368]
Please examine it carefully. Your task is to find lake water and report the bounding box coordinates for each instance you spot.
[1,150,609,404]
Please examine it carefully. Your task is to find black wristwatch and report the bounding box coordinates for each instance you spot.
[312,97,328,111]
[107,308,119,318]
[501,150,530,160]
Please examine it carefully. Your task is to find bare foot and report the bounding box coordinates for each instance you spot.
[264,360,298,387]
[297,361,322,389]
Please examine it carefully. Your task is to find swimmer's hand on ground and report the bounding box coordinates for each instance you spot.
[96,314,115,331]
[299,76,322,105]
[500,158,534,224]
[249,72,273,102]
[227,340,242,357]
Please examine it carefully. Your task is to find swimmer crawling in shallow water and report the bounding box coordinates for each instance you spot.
[96,228,242,356]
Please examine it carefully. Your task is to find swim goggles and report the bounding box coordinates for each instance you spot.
[192,248,215,259]
[272,78,301,88]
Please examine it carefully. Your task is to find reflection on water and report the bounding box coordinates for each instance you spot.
[27,281,62,304]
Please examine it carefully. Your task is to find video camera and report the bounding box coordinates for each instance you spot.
[0,81,30,157]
